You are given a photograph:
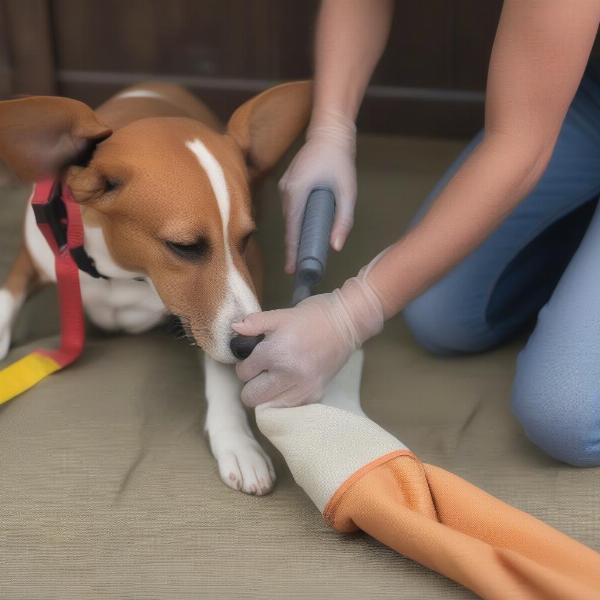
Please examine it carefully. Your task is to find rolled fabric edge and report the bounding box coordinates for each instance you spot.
[323,448,415,530]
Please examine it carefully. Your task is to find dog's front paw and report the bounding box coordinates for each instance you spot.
[0,290,14,360]
[211,432,276,495]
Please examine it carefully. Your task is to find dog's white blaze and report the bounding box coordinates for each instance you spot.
[116,89,164,100]
[186,139,259,359]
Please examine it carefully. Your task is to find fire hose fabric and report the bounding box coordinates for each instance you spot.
[256,352,600,600]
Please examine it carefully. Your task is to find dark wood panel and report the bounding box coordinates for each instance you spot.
[50,0,501,90]
[359,87,483,138]
[3,0,507,137]
[373,1,454,88]
[271,0,318,79]
[57,70,485,139]
[51,0,281,78]
[1,0,56,95]
[0,2,12,97]
[453,0,503,90]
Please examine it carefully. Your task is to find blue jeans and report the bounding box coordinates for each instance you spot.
[404,71,600,467]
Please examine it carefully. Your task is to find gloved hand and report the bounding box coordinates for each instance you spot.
[233,274,384,408]
[279,109,357,273]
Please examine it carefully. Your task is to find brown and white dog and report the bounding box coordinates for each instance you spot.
[0,81,311,495]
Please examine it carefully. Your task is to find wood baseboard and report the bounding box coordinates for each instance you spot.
[57,70,482,138]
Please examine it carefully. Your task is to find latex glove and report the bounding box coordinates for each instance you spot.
[279,109,357,273]
[233,275,383,408]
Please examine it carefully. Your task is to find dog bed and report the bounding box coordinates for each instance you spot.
[1,135,599,599]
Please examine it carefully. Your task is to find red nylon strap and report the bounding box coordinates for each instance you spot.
[31,179,86,368]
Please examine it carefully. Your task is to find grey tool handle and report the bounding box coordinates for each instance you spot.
[292,186,336,305]
[232,187,335,359]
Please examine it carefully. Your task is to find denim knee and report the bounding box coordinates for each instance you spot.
[512,352,600,467]
[404,290,497,356]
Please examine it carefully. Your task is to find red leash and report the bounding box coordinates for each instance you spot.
[0,179,86,401]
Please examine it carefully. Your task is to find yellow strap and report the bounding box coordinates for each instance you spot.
[0,353,61,404]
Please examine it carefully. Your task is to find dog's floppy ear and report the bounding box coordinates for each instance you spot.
[0,96,111,181]
[65,165,110,203]
[227,81,312,179]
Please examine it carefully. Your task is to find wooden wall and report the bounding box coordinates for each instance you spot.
[0,0,505,137]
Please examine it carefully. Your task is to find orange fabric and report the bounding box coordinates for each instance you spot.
[324,453,600,600]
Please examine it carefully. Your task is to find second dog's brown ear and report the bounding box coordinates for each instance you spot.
[0,96,111,181]
[227,81,312,180]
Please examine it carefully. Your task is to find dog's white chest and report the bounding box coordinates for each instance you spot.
[24,200,167,334]
[80,276,166,333]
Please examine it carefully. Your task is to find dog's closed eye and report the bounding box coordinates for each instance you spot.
[166,238,210,261]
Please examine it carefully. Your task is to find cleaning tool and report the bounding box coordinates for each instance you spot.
[230,186,335,359]
[291,186,335,305]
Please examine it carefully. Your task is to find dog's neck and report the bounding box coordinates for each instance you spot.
[82,220,145,281]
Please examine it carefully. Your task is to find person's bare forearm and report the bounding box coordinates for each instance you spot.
[311,0,394,124]
[365,0,600,319]
[367,132,554,317]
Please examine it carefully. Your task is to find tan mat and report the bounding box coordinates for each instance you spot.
[0,136,599,599]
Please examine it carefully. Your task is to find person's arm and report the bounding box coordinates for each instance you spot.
[311,0,394,121]
[235,0,600,409]
[368,0,600,317]
[280,0,394,272]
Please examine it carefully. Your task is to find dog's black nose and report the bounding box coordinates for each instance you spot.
[230,334,265,360]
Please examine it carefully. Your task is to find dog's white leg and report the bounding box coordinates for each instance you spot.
[0,288,22,360]
[204,354,275,495]
[0,238,43,361]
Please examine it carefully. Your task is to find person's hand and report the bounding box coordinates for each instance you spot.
[279,109,356,273]
[233,275,383,408]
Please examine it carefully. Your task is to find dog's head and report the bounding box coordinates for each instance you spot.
[0,82,311,362]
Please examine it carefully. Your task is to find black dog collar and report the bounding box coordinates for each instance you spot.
[32,180,108,280]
